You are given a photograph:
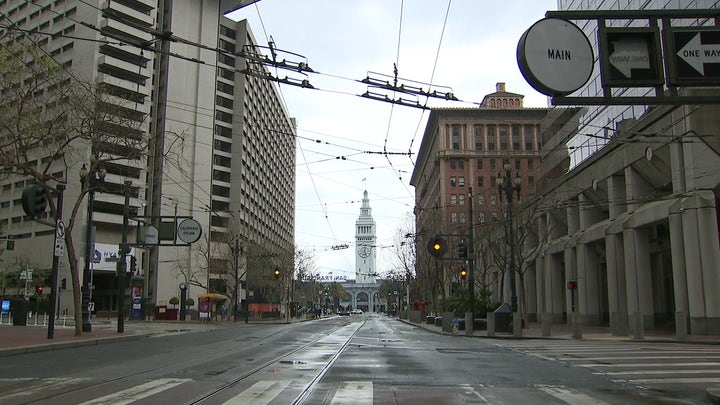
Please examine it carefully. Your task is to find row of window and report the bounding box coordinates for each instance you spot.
[449,158,536,171]
[450,175,535,188]
[450,211,498,224]
[450,123,541,151]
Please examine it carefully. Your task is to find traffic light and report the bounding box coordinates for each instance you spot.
[426,235,447,257]
[130,256,137,273]
[387,291,393,296]
[21,183,47,218]
[324,289,329,297]
[6,239,14,250]
[36,285,44,295]
[273,268,281,279]
[60,278,67,290]
[457,239,467,258]
[459,268,468,280]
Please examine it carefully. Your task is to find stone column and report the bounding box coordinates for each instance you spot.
[622,226,654,333]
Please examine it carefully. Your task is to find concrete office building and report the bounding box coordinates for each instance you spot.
[0,0,294,318]
[521,1,720,335]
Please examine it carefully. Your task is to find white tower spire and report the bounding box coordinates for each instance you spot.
[355,190,377,284]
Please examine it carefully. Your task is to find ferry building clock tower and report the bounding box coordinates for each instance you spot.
[355,190,377,284]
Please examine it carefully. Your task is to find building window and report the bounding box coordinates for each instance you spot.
[459,212,465,223]
[450,194,457,205]
[479,212,485,223]
[458,177,465,187]
[512,125,520,150]
[477,176,484,187]
[474,125,483,150]
[490,195,497,205]
[515,160,521,170]
[458,160,464,170]
[499,126,508,151]
[451,212,458,223]
[528,159,533,170]
[478,195,485,206]
[528,176,535,186]
[487,125,495,150]
[477,159,483,170]
[459,194,465,205]
[450,177,456,187]
[490,159,496,170]
[450,160,456,170]
[524,125,534,150]
[451,124,461,150]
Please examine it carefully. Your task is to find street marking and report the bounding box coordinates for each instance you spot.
[601,369,720,376]
[578,362,720,368]
[537,386,610,404]
[222,380,291,405]
[77,378,189,405]
[331,381,373,405]
[558,355,720,361]
[626,377,720,384]
[0,378,88,400]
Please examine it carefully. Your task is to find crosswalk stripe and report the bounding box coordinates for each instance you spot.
[602,369,720,376]
[222,380,291,405]
[77,378,189,405]
[330,381,373,405]
[578,362,720,368]
[537,386,610,404]
[626,377,720,384]
[0,378,88,400]
[558,355,720,361]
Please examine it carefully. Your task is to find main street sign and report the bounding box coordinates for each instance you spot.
[669,28,720,85]
[599,28,663,86]
[517,18,594,96]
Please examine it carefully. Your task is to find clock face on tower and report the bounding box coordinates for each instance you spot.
[358,245,371,258]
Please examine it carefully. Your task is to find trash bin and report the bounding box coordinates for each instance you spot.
[426,316,436,325]
[12,299,28,326]
[494,303,512,333]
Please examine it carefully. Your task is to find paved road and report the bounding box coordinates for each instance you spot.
[0,314,716,404]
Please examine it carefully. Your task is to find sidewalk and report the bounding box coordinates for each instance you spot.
[0,318,236,357]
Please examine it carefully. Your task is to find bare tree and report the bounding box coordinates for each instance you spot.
[0,33,147,335]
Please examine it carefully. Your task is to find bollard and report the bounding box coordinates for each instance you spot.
[633,312,645,340]
[675,311,688,340]
[512,312,522,337]
[541,313,552,336]
[572,312,583,340]
[487,312,496,337]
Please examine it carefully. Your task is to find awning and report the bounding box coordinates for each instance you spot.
[197,293,229,301]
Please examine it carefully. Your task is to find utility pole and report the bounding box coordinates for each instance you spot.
[118,180,131,333]
[147,0,173,308]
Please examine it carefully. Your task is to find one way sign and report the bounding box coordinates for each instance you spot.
[670,28,720,85]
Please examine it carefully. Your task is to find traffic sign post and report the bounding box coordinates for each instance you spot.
[668,28,720,86]
[599,27,664,87]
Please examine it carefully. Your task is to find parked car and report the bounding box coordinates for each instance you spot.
[350,309,363,315]
[337,310,350,316]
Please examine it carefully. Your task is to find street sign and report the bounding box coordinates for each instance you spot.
[517,18,594,96]
[54,219,66,257]
[669,28,720,85]
[177,218,202,244]
[600,28,663,86]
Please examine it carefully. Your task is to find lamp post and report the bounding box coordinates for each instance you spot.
[496,162,521,314]
[79,163,106,333]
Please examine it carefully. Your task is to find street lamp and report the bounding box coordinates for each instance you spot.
[496,162,521,313]
[79,162,106,332]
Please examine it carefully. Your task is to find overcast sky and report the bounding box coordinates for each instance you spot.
[228,1,557,279]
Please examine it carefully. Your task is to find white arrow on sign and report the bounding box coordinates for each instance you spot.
[608,37,650,78]
[677,33,720,75]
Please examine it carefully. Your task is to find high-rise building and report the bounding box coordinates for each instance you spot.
[0,1,295,317]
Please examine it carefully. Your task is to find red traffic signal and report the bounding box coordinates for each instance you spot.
[36,285,44,295]
[459,268,467,279]
[205,296,210,302]
[567,280,577,290]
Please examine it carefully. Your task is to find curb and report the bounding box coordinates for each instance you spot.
[707,386,720,404]
[0,333,151,358]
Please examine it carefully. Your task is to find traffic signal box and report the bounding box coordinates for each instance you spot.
[21,183,47,218]
[273,268,281,279]
[426,236,447,257]
[457,239,467,258]
[459,268,468,280]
